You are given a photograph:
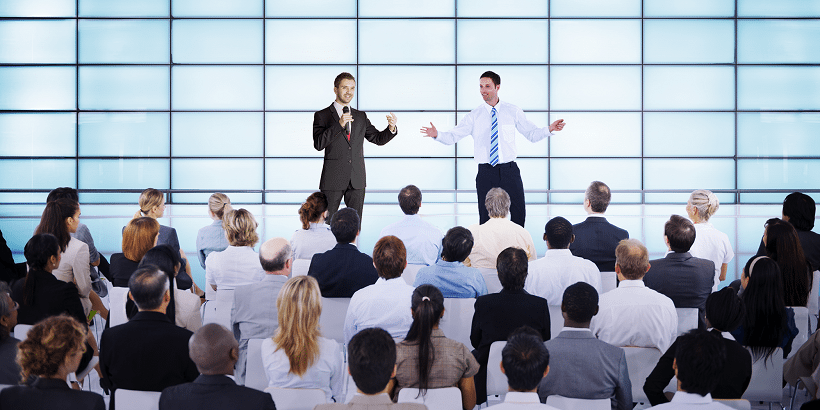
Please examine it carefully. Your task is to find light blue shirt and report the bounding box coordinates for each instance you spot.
[414,260,488,298]
[379,214,443,266]
[196,220,229,269]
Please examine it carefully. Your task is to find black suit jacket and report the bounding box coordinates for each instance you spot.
[569,217,629,272]
[160,374,276,410]
[644,252,714,326]
[757,229,820,272]
[11,269,86,326]
[0,228,24,283]
[0,377,105,410]
[313,103,396,190]
[308,243,379,298]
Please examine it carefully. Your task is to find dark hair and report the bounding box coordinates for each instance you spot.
[544,217,573,249]
[22,234,61,307]
[741,256,788,362]
[765,218,811,306]
[348,328,396,395]
[585,181,611,213]
[299,192,328,230]
[373,236,406,279]
[665,214,696,253]
[34,198,78,253]
[398,185,422,215]
[138,245,180,324]
[330,207,359,244]
[497,247,528,291]
[334,72,355,88]
[782,192,816,231]
[502,327,549,392]
[128,266,169,311]
[404,285,445,395]
[674,329,727,396]
[47,187,79,203]
[480,71,501,86]
[441,226,473,263]
[562,282,598,324]
[704,288,745,333]
[0,281,13,341]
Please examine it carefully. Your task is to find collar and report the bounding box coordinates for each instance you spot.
[309,222,329,230]
[617,279,646,288]
[334,243,359,250]
[194,374,236,386]
[436,259,466,268]
[503,392,541,404]
[403,214,421,222]
[482,100,502,115]
[560,327,592,333]
[587,213,607,218]
[431,328,445,338]
[262,274,289,282]
[670,391,713,404]
[31,377,71,390]
[665,251,692,260]
[333,101,352,118]
[210,220,222,227]
[499,288,529,295]
[350,393,393,405]
[376,277,407,286]
[131,311,173,323]
[545,249,573,256]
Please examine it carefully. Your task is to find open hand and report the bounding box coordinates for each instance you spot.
[387,112,397,132]
[549,119,565,132]
[420,122,437,138]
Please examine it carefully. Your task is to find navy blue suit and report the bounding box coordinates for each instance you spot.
[569,216,629,272]
[308,243,379,298]
[160,374,276,410]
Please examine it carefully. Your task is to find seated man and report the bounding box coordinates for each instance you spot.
[0,281,21,384]
[414,226,487,298]
[316,328,427,410]
[344,236,415,342]
[487,327,559,410]
[309,207,379,297]
[591,239,677,353]
[379,185,443,266]
[160,324,275,410]
[525,217,601,305]
[570,181,629,272]
[537,282,631,410]
[466,188,536,269]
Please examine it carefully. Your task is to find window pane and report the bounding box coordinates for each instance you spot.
[551,20,640,64]
[551,66,641,111]
[644,67,735,110]
[265,113,324,158]
[358,66,455,111]
[0,0,75,17]
[738,20,820,64]
[738,113,820,157]
[172,113,262,157]
[0,67,75,110]
[366,159,455,202]
[644,20,734,64]
[458,20,547,64]
[78,159,169,203]
[79,19,169,64]
[79,67,169,110]
[79,113,170,157]
[266,0,355,17]
[173,20,262,64]
[79,0,168,17]
[360,20,453,64]
[644,159,735,203]
[265,158,323,203]
[172,0,262,17]
[265,66,357,111]
[739,0,820,17]
[0,160,76,203]
[739,159,820,203]
[172,159,262,203]
[457,66,547,111]
[457,0,547,17]
[518,158,549,202]
[644,0,734,17]
[172,66,262,110]
[738,67,820,110]
[266,20,356,64]
[550,159,641,203]
[0,114,76,157]
[550,113,641,157]
[360,0,453,17]
[361,112,456,157]
[0,20,75,63]
[644,113,735,157]
[551,0,640,17]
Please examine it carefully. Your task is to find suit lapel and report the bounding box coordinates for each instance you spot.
[328,103,352,147]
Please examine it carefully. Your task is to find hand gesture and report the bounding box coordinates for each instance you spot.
[339,112,354,129]
[420,122,438,138]
[549,119,566,133]
[387,112,397,132]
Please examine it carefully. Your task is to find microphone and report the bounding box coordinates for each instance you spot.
[343,106,351,136]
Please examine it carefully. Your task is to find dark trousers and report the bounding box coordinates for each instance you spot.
[323,181,365,223]
[476,162,526,227]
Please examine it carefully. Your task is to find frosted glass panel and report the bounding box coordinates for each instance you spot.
[551,20,641,64]
[457,66,547,111]
[550,159,641,203]
[738,20,820,64]
[0,114,75,157]
[265,113,325,157]
[644,67,735,110]
[0,160,75,203]
[644,20,734,63]
[644,159,735,203]
[458,20,548,64]
[265,158,323,195]
[79,67,169,110]
[360,20,453,64]
[78,159,169,203]
[739,159,820,203]
[358,66,455,111]
[172,159,262,203]
[173,20,262,64]
[517,159,550,203]
[552,0,640,17]
[0,20,75,63]
[457,0,548,17]
[266,20,356,64]
[172,66,263,110]
[266,0,355,17]
[550,113,641,157]
[172,113,262,157]
[360,0,453,17]
[79,113,170,157]
[79,20,169,64]
[172,0,262,17]
[644,113,735,157]
[738,67,820,110]
[362,112,456,157]
[738,113,820,157]
[367,159,455,189]
[0,67,75,110]
[739,0,820,17]
[0,0,75,17]
[551,67,641,110]
[265,66,356,111]
[79,0,168,17]
[644,0,734,17]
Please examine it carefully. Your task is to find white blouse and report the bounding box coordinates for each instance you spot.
[689,222,734,292]
[205,246,266,291]
[52,237,92,315]
[261,336,344,403]
[290,223,337,261]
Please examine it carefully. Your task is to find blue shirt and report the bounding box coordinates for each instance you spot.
[196,220,229,269]
[414,260,488,298]
[379,215,443,266]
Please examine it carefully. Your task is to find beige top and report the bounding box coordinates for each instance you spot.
[52,237,92,315]
[173,287,202,332]
[395,329,480,396]
[465,218,537,269]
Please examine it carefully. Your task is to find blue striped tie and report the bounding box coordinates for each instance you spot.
[489,107,499,166]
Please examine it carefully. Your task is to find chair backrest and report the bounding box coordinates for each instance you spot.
[622,347,662,405]
[546,394,611,410]
[713,398,752,410]
[397,387,462,410]
[245,338,269,390]
[675,308,698,336]
[548,305,563,340]
[486,341,508,398]
[291,259,311,277]
[319,298,352,343]
[600,271,617,294]
[202,289,235,329]
[401,264,425,286]
[478,268,502,294]
[439,298,476,350]
[265,387,327,410]
[13,324,33,341]
[0,384,12,390]
[742,348,784,404]
[108,286,130,327]
[789,307,810,359]
[114,389,162,410]
[810,270,820,332]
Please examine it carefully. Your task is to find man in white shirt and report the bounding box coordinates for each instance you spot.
[590,239,678,353]
[422,71,565,227]
[525,216,601,305]
[379,185,443,266]
[465,188,537,269]
[487,328,559,410]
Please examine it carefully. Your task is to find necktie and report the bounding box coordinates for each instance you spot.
[489,107,499,166]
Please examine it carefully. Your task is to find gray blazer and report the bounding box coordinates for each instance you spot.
[643,252,715,326]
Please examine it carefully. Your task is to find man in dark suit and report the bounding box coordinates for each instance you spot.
[308,207,379,297]
[570,181,629,272]
[159,323,275,410]
[644,215,715,327]
[313,72,398,221]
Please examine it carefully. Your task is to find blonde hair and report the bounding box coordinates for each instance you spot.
[123,217,160,262]
[272,276,322,376]
[208,193,232,220]
[688,189,720,221]
[134,188,164,219]
[223,208,259,247]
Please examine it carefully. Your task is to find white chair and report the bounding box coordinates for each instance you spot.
[13,324,32,341]
[0,385,11,390]
[789,307,810,360]
[397,387,462,410]
[479,268,502,294]
[809,270,819,332]
[108,286,130,327]
[486,341,508,399]
[548,305,563,340]
[265,387,327,410]
[202,289,235,329]
[600,272,617,294]
[741,348,784,409]
[546,394,610,410]
[319,298,351,343]
[439,298,476,350]
[402,264,425,286]
[114,389,162,410]
[623,347,662,405]
[675,308,698,336]
[714,398,752,410]
[245,338,269,391]
[291,259,311,277]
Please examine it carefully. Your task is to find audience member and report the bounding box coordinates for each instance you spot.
[0,281,21,384]
[394,285,479,409]
[159,324,275,410]
[487,327,558,410]
[471,247,550,404]
[591,239,678,352]
[763,217,812,306]
[525,217,600,305]
[686,190,734,291]
[133,188,193,288]
[414,226,487,298]
[465,188,536,269]
[344,236,415,342]
[291,192,336,260]
[111,217,160,287]
[47,187,107,281]
[205,208,265,295]
[537,282,631,409]
[309,207,379,297]
[380,185,443,266]
[757,192,820,271]
[569,181,629,272]
[138,245,202,332]
[195,193,232,269]
[261,276,344,402]
[785,323,820,386]
[0,228,25,283]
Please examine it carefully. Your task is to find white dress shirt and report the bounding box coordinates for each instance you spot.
[379,215,443,266]
[261,336,344,403]
[205,246,266,291]
[590,279,678,353]
[290,222,337,260]
[466,218,537,269]
[53,237,92,315]
[688,222,734,291]
[486,392,560,410]
[434,100,553,164]
[650,392,732,409]
[524,249,601,306]
[343,277,414,343]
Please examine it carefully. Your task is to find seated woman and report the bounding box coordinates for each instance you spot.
[137,245,202,332]
[196,193,232,269]
[290,192,336,261]
[686,189,734,291]
[261,276,344,403]
[0,315,104,410]
[111,217,160,288]
[0,281,21,385]
[393,285,479,409]
[205,208,265,296]
[764,218,812,306]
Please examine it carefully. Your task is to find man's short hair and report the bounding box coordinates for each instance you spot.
[398,185,422,215]
[545,216,573,249]
[502,327,549,392]
[334,72,355,88]
[441,226,473,263]
[480,71,501,86]
[485,187,511,218]
[674,329,727,397]
[665,214,696,253]
[189,323,238,375]
[128,266,169,310]
[585,181,611,213]
[373,236,406,279]
[47,187,79,203]
[330,207,360,243]
[497,247,528,291]
[615,239,649,280]
[783,192,816,231]
[259,239,291,272]
[562,282,599,323]
[348,328,396,395]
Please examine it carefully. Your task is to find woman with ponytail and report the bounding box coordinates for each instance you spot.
[290,192,336,260]
[686,189,734,291]
[196,193,232,269]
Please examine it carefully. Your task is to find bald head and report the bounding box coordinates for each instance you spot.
[615,239,650,280]
[259,237,291,275]
[189,324,239,375]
